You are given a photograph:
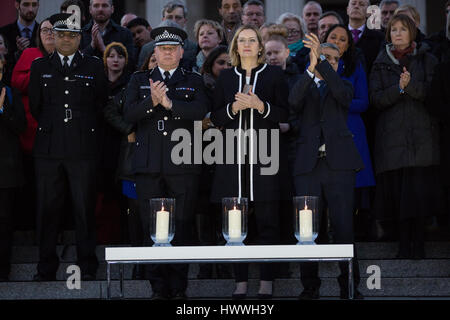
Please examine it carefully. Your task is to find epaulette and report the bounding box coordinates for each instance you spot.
[182,68,201,77]
[133,70,148,75]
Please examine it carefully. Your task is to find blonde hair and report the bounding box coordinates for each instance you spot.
[276,12,305,38]
[395,4,421,25]
[229,24,266,67]
[194,19,225,43]
[103,42,129,69]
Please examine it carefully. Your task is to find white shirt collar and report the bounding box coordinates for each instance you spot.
[348,23,366,33]
[158,67,177,79]
[306,69,323,87]
[57,52,76,66]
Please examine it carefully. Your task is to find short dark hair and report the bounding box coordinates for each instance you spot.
[218,0,243,9]
[162,1,187,18]
[319,11,344,25]
[126,17,150,29]
[201,45,228,75]
[0,32,9,52]
[243,0,264,10]
[16,0,40,4]
[386,13,417,43]
[379,0,401,9]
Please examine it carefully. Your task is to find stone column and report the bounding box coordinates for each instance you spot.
[145,0,168,29]
[265,0,305,24]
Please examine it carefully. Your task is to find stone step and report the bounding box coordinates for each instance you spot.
[8,259,450,281]
[1,278,450,300]
[11,242,450,263]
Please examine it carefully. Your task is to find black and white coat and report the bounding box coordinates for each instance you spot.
[210,64,289,202]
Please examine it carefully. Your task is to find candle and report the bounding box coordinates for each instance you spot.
[228,206,241,239]
[156,206,169,242]
[299,205,313,240]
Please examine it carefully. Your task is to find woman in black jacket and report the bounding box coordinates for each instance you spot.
[369,15,439,259]
[0,54,26,281]
[210,25,289,299]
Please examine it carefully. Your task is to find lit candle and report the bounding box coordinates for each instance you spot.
[299,205,313,240]
[156,206,169,242]
[228,206,241,239]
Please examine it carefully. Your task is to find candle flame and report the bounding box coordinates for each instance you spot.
[161,206,165,211]
[304,205,308,210]
[233,206,237,210]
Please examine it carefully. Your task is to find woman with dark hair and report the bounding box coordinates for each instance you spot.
[96,42,132,245]
[0,33,13,86]
[201,45,230,101]
[210,25,289,299]
[102,43,143,278]
[370,14,439,259]
[324,24,375,238]
[10,18,55,231]
[0,53,27,281]
[140,47,157,71]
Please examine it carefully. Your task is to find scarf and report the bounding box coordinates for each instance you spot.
[288,39,304,57]
[391,41,416,60]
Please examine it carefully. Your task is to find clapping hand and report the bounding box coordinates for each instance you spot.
[91,23,106,53]
[399,67,411,90]
[303,33,321,72]
[0,87,6,112]
[16,36,30,52]
[150,79,172,110]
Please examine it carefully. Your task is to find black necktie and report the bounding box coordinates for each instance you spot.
[23,27,31,39]
[318,80,327,97]
[163,71,171,83]
[63,56,70,74]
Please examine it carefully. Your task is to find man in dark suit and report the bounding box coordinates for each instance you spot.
[0,0,39,64]
[124,25,208,300]
[289,34,364,299]
[80,0,136,70]
[347,0,384,74]
[29,13,107,281]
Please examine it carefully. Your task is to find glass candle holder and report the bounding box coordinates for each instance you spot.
[150,198,175,247]
[222,197,248,246]
[293,196,319,245]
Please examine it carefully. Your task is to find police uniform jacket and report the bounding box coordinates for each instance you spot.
[123,67,208,175]
[210,64,289,203]
[29,51,108,159]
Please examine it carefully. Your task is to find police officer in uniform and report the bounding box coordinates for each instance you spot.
[29,13,107,281]
[124,26,208,300]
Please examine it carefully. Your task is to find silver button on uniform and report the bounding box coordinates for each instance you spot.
[65,90,69,95]
[164,117,168,121]
[163,132,167,136]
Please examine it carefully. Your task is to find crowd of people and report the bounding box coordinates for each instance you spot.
[0,0,449,300]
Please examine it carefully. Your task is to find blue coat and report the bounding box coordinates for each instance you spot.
[338,60,375,188]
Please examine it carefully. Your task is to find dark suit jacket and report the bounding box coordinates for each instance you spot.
[80,19,136,71]
[0,20,38,64]
[0,84,27,188]
[355,27,384,74]
[124,67,208,175]
[29,51,108,159]
[289,61,364,175]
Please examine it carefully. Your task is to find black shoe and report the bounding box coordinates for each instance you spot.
[33,273,56,282]
[82,273,96,281]
[197,264,213,279]
[150,292,169,300]
[232,293,247,300]
[171,291,187,300]
[298,287,319,300]
[257,293,273,299]
[340,289,364,300]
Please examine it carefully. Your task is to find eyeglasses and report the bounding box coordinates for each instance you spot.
[41,28,54,35]
[287,29,301,36]
[56,32,79,39]
[245,12,263,17]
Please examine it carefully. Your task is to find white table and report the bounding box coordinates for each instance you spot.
[105,244,354,299]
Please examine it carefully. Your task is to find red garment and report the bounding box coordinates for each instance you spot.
[11,47,43,154]
[391,41,417,60]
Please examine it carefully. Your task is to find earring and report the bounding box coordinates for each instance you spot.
[258,51,261,56]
